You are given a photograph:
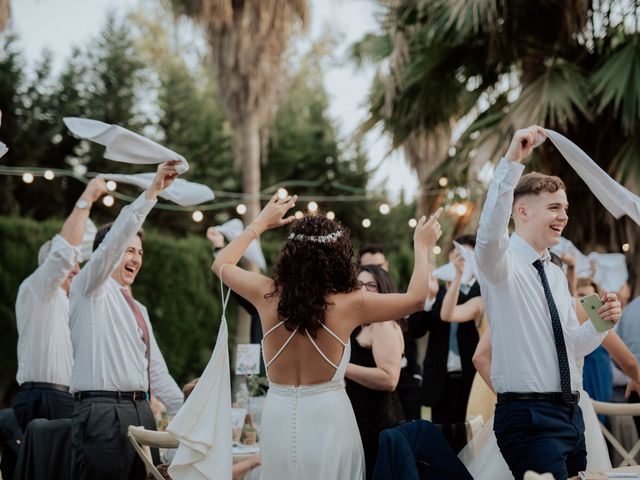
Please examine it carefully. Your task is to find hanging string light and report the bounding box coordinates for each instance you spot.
[379,203,390,215]
[236,204,247,215]
[44,170,55,180]
[408,218,417,228]
[294,211,304,219]
[106,180,117,191]
[622,243,630,252]
[192,210,204,222]
[102,195,115,207]
[307,201,318,213]
[362,218,371,228]
[326,211,335,220]
[432,246,442,255]
[277,188,288,199]
[22,173,34,184]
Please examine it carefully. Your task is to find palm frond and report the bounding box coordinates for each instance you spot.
[610,130,640,185]
[591,38,640,133]
[349,33,393,68]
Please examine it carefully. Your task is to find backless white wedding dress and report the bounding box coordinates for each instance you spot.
[259,321,365,480]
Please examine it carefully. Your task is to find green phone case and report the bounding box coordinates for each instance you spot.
[579,293,614,333]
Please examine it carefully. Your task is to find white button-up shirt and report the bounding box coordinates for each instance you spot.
[69,193,183,414]
[16,235,81,386]
[475,158,605,394]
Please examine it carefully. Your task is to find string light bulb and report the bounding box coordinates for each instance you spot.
[294,210,304,219]
[433,246,442,255]
[408,218,417,228]
[379,203,390,215]
[102,195,114,207]
[307,201,318,213]
[438,177,448,187]
[277,188,288,199]
[236,204,247,215]
[326,211,335,220]
[362,218,371,228]
[192,210,204,222]
[22,173,34,184]
[106,180,117,191]
[44,170,55,180]
[622,243,630,252]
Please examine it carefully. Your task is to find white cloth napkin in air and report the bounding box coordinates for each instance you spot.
[167,316,232,480]
[216,219,267,271]
[550,237,592,277]
[63,117,189,174]
[545,129,640,225]
[588,252,628,293]
[97,173,214,206]
[0,141,8,158]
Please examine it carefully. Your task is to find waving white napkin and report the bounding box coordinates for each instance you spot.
[63,117,189,174]
[453,241,477,284]
[97,173,214,206]
[0,141,7,158]
[216,219,267,271]
[549,237,592,277]
[588,252,628,293]
[432,262,456,282]
[545,129,640,225]
[167,316,232,480]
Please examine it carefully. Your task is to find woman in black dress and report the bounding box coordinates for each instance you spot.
[345,264,406,478]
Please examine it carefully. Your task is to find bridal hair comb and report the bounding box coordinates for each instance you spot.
[288,231,344,243]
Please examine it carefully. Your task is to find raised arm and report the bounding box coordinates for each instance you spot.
[212,193,297,305]
[349,209,442,326]
[472,328,494,392]
[440,251,484,323]
[345,322,404,391]
[27,179,107,299]
[475,127,545,284]
[74,161,180,296]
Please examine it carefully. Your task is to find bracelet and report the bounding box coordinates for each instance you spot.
[246,225,260,240]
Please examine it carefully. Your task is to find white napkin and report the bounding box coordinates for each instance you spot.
[453,241,477,285]
[545,130,640,225]
[216,219,267,271]
[549,237,592,277]
[63,117,189,174]
[432,262,456,282]
[0,141,7,158]
[97,173,214,206]
[167,317,232,480]
[588,252,628,293]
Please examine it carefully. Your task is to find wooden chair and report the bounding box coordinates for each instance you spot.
[591,400,640,467]
[127,426,179,480]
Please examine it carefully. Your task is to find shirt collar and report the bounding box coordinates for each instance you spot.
[510,233,551,266]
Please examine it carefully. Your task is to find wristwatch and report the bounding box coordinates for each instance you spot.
[75,199,90,210]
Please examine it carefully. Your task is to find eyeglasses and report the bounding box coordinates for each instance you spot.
[357,281,379,292]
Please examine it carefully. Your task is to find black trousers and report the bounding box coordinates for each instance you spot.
[71,397,157,480]
[12,385,75,431]
[396,376,422,421]
[494,400,586,480]
[431,372,467,424]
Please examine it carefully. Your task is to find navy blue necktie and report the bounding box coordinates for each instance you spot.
[532,259,573,404]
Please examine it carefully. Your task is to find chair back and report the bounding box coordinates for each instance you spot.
[592,400,640,467]
[127,426,179,480]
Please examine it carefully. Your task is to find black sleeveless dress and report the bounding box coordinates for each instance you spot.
[346,326,405,478]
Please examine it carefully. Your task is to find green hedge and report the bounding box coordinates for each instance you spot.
[0,215,235,396]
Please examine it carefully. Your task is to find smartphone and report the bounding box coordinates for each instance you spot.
[579,293,614,333]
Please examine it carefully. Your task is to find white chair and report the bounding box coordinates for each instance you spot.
[127,426,179,480]
[591,400,640,467]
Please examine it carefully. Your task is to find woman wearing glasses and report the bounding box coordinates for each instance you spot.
[345,264,406,479]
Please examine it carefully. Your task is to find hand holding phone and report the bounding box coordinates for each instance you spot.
[579,293,614,333]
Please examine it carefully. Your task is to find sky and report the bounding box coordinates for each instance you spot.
[10,0,418,201]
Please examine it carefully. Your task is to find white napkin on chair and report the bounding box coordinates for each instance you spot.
[167,317,232,480]
[63,117,189,174]
[97,173,214,206]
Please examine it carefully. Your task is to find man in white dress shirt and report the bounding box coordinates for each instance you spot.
[69,161,184,480]
[475,126,622,479]
[12,178,107,431]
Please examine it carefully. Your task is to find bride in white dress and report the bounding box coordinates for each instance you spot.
[212,193,442,479]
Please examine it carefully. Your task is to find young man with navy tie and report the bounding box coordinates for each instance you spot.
[475,126,622,479]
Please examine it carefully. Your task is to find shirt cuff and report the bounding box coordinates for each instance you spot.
[50,234,83,264]
[131,192,157,216]
[496,157,526,188]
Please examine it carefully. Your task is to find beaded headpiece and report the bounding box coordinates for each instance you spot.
[287,231,344,243]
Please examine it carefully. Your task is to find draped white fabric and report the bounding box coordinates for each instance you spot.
[98,173,214,206]
[167,316,232,480]
[545,129,640,225]
[216,219,267,271]
[63,117,189,174]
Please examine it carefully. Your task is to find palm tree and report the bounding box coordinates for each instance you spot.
[361,0,640,286]
[0,0,9,32]
[170,0,308,342]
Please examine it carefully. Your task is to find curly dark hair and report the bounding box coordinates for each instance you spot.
[267,215,358,336]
